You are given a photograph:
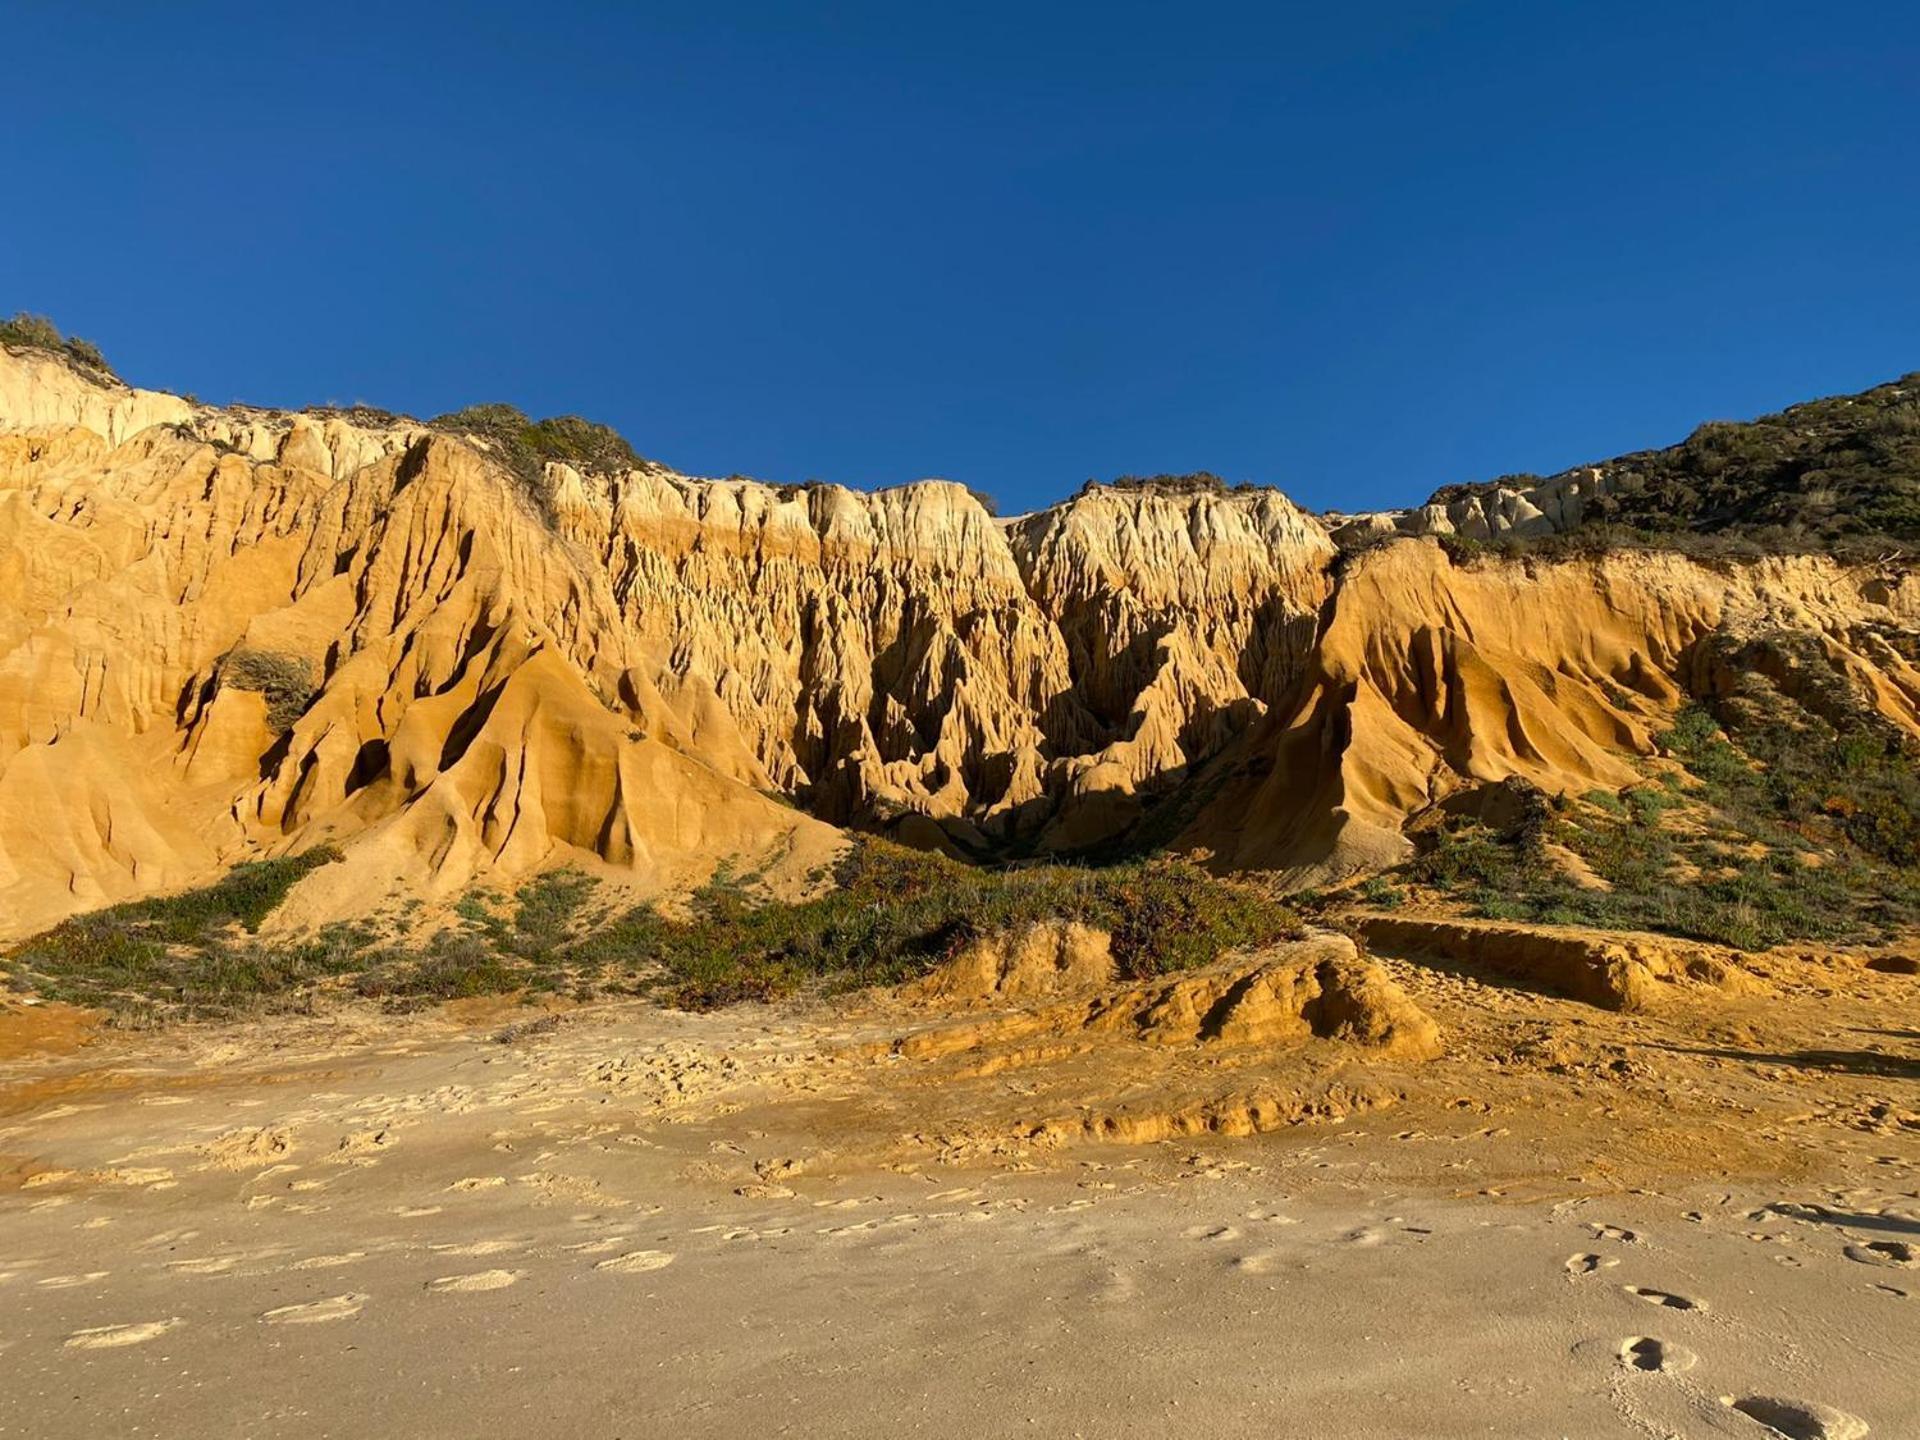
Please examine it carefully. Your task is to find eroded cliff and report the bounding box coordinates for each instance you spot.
[2,345,1915,937]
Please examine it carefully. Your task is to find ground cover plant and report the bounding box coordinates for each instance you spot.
[5,844,1302,1020]
[5,849,371,1021]
[1391,648,1920,950]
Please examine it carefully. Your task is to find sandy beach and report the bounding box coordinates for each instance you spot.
[3,944,1912,1440]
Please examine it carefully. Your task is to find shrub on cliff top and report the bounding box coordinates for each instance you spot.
[430,403,645,496]
[0,311,116,381]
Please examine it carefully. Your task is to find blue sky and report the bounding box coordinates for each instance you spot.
[6,2,1916,514]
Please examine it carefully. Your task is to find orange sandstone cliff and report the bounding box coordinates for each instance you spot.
[2,344,1915,937]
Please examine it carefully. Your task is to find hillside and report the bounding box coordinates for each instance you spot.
[1337,371,1920,557]
[2,334,1918,1013]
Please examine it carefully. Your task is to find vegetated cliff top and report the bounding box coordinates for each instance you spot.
[1428,373,1920,556]
[0,311,118,387]
[7,308,1916,556]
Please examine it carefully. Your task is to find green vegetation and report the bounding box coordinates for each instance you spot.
[7,849,360,1019]
[1688,632,1920,869]
[6,844,1301,1022]
[354,846,1301,1011]
[220,647,317,731]
[324,868,607,1006]
[1,311,115,382]
[964,486,1000,516]
[600,845,1303,1010]
[1358,875,1407,908]
[430,403,646,498]
[1431,372,1920,557]
[1394,655,1920,951]
[1083,472,1261,498]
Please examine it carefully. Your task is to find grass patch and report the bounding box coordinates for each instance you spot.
[220,647,317,731]
[5,843,1303,1020]
[7,849,361,1018]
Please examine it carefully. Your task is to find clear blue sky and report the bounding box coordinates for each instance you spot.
[6,3,1916,514]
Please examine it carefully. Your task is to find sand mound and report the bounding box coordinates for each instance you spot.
[1356,914,1760,1011]
[894,934,1440,1063]
[1106,939,1443,1057]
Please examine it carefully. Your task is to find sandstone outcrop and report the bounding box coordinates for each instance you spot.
[1182,542,1920,883]
[1329,467,1610,546]
[904,922,1116,1006]
[1355,914,1761,1011]
[894,933,1442,1062]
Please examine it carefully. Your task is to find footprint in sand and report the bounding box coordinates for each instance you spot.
[1231,1252,1282,1275]
[1244,1209,1299,1227]
[1087,1264,1138,1303]
[594,1250,676,1274]
[1726,1395,1869,1440]
[1185,1224,1241,1243]
[65,1318,182,1349]
[562,1236,633,1256]
[425,1269,523,1294]
[1617,1336,1697,1373]
[261,1293,367,1325]
[428,1239,524,1257]
[292,1252,367,1271]
[1588,1224,1641,1244]
[328,1130,394,1167]
[734,1182,794,1201]
[1624,1286,1706,1312]
[38,1272,110,1289]
[166,1255,245,1276]
[1843,1240,1915,1270]
[446,1177,507,1192]
[198,1126,294,1171]
[1566,1253,1619,1277]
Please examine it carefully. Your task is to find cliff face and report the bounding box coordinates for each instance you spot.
[2,346,1916,937]
[543,468,1335,852]
[1186,541,1920,879]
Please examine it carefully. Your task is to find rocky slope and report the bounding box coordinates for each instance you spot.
[2,344,1917,938]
